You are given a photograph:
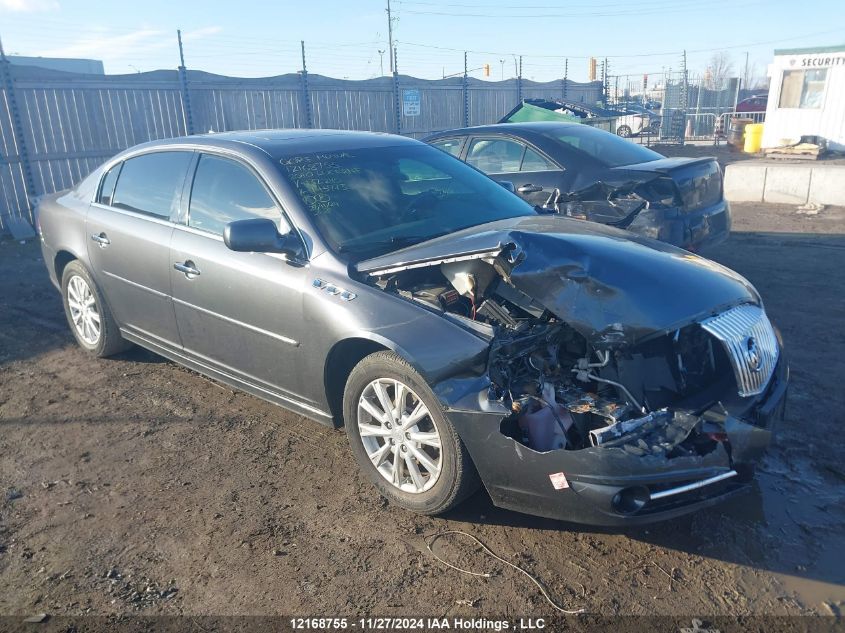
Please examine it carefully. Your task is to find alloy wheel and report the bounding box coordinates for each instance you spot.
[357,378,442,494]
[67,275,101,346]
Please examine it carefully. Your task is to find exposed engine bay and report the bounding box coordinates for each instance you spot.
[373,255,738,457]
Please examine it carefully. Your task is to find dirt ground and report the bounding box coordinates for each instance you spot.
[1,202,844,620]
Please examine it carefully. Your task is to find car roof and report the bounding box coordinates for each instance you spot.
[127,129,421,160]
[426,121,583,139]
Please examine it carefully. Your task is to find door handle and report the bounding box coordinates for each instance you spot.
[173,261,201,277]
[90,232,110,247]
[517,184,543,194]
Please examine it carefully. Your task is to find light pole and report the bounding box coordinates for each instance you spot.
[378,49,385,76]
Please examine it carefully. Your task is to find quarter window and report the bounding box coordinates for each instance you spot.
[111,151,193,218]
[779,69,827,109]
[98,163,121,206]
[188,154,280,235]
[466,138,525,174]
[521,148,556,172]
[431,138,464,157]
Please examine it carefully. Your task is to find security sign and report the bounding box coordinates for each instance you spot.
[402,88,421,117]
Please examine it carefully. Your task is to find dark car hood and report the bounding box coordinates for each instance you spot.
[356,215,757,345]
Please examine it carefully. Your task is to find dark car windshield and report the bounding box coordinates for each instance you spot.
[543,125,663,167]
[277,144,535,258]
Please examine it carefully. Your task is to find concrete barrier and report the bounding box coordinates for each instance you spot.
[724,162,845,205]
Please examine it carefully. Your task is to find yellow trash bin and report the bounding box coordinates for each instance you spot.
[744,123,764,153]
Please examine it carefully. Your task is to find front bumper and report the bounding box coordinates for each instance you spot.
[441,357,787,526]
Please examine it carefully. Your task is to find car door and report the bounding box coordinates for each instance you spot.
[169,152,312,405]
[86,150,193,347]
[464,136,563,208]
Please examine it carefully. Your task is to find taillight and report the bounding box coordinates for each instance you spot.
[639,177,680,208]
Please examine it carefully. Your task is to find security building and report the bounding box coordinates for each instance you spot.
[762,44,845,151]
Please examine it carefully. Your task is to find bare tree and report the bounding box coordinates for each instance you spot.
[706,51,734,91]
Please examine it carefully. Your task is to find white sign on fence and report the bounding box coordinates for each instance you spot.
[402,89,421,117]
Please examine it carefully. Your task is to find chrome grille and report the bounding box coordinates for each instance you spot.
[701,304,779,397]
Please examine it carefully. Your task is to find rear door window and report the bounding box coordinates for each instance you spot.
[111,151,193,219]
[188,154,282,236]
[466,138,525,174]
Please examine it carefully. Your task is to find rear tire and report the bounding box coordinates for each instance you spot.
[61,260,131,357]
[617,125,632,138]
[343,351,480,515]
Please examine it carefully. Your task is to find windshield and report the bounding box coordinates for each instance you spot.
[278,144,535,259]
[544,125,663,167]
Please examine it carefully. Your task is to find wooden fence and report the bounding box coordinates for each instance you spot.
[0,63,601,235]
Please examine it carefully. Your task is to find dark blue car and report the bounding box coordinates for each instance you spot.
[425,122,731,252]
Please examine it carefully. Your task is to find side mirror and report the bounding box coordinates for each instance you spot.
[498,180,516,193]
[223,218,301,257]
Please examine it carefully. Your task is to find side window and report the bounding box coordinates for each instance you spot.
[431,138,463,158]
[521,148,557,172]
[466,138,525,174]
[111,151,193,218]
[779,69,827,109]
[188,154,281,236]
[98,163,121,206]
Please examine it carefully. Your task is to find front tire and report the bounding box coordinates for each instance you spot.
[617,125,632,137]
[343,351,480,515]
[61,261,131,357]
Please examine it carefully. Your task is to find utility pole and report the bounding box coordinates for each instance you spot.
[562,58,568,101]
[386,0,395,74]
[378,49,385,76]
[463,51,469,127]
[300,40,314,128]
[743,50,749,91]
[176,29,195,135]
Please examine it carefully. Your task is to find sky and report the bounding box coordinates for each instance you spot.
[1,0,844,86]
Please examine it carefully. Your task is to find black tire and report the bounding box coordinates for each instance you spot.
[61,260,132,357]
[617,125,632,138]
[343,351,481,515]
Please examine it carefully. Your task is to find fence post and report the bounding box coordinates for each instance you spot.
[462,51,469,128]
[517,55,523,103]
[392,46,401,135]
[176,30,195,135]
[300,41,314,129]
[0,34,37,232]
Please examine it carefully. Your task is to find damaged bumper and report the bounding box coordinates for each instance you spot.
[438,358,787,526]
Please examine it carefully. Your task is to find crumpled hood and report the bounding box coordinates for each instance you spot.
[356,215,758,344]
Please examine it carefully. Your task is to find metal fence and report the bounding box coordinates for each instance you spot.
[0,62,602,236]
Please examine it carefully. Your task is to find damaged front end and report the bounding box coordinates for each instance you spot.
[357,217,787,524]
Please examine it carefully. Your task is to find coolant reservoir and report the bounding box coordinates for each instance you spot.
[518,404,573,452]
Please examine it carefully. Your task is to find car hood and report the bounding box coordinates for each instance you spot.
[356,215,757,345]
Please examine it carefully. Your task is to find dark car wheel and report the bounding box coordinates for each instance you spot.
[343,351,480,514]
[617,125,632,138]
[61,261,131,357]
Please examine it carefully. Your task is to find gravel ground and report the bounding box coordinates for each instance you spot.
[1,202,844,620]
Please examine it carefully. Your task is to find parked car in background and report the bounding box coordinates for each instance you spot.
[735,94,768,113]
[500,99,654,138]
[37,130,785,526]
[425,122,731,251]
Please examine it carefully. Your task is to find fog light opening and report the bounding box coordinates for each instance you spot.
[613,486,650,514]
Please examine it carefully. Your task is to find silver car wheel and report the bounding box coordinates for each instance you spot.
[66,274,101,346]
[357,378,442,494]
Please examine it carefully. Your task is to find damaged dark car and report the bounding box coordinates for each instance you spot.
[37,130,786,526]
[425,122,731,252]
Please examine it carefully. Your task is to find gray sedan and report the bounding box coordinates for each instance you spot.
[36,130,787,525]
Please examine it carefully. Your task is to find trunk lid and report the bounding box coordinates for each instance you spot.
[617,157,723,211]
